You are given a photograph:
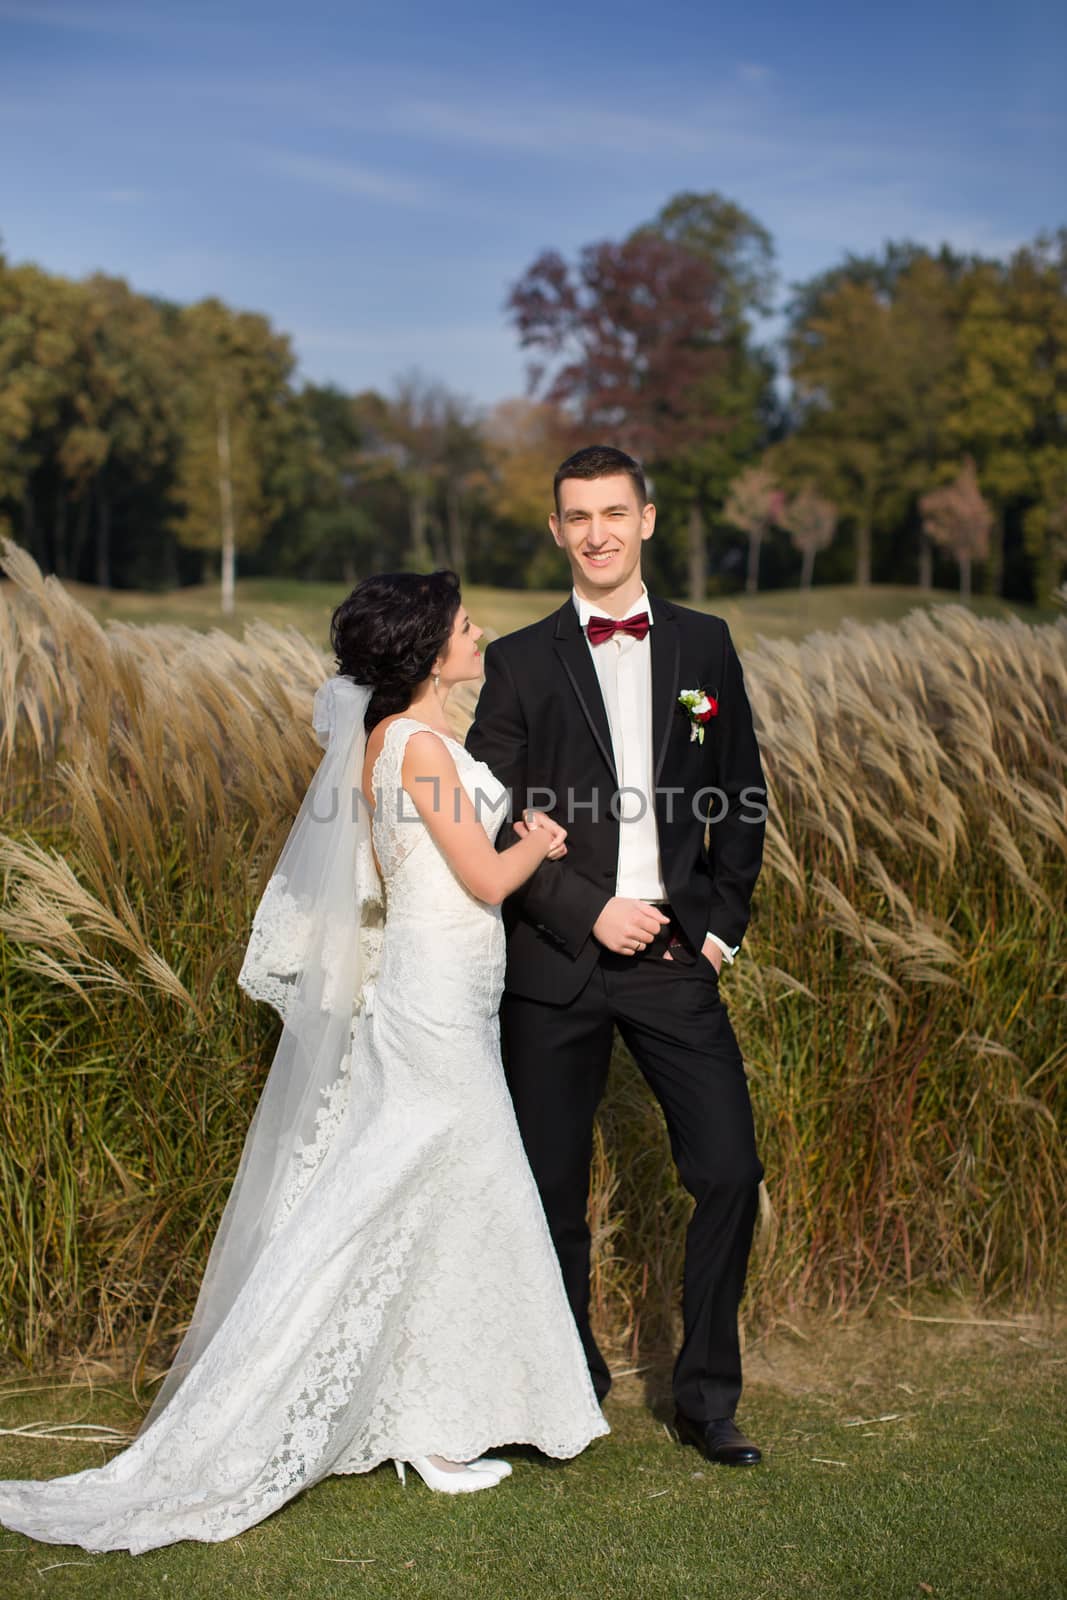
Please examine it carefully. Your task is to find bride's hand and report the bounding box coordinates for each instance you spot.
[513,812,567,859]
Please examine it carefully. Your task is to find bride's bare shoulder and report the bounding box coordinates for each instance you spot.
[366,714,457,776]
[362,714,407,805]
[365,712,414,758]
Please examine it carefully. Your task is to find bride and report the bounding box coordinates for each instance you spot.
[0,569,610,1554]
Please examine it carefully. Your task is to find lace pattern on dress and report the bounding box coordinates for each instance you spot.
[0,711,610,1555]
[237,835,384,1021]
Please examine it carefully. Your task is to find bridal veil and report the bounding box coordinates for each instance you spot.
[139,674,383,1429]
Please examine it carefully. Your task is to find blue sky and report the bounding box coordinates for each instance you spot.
[1,0,1063,410]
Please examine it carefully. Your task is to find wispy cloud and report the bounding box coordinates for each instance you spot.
[258,151,431,208]
[0,2,172,37]
[736,61,774,85]
[198,68,965,187]
[94,186,145,205]
[136,61,998,192]
[181,67,771,161]
[766,177,1031,264]
[388,98,713,158]
[2,13,1054,409]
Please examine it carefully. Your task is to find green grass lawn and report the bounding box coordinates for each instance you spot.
[0,1304,1062,1599]
[17,576,1056,657]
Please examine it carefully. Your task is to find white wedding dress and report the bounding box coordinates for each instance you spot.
[0,715,609,1554]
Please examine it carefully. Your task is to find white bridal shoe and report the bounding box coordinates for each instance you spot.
[464,1455,512,1478]
[393,1455,510,1492]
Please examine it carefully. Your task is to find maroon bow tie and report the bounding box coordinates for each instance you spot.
[586,611,650,646]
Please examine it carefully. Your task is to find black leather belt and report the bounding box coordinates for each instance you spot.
[633,901,697,964]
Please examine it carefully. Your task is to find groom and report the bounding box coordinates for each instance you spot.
[466,445,768,1467]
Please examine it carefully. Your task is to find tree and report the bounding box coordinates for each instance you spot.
[62,274,177,588]
[784,238,974,333]
[369,372,491,578]
[507,230,739,597]
[722,465,784,593]
[781,277,888,586]
[377,370,448,570]
[1024,463,1067,606]
[0,261,87,576]
[944,265,1038,596]
[0,263,176,585]
[269,383,385,584]
[481,398,575,587]
[638,191,777,324]
[438,391,491,580]
[508,234,726,454]
[781,245,963,588]
[172,299,295,613]
[919,458,993,598]
[508,199,781,601]
[1020,232,1067,603]
[945,231,1067,600]
[629,193,779,600]
[780,487,837,588]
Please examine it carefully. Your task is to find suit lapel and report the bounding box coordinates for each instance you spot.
[552,590,680,791]
[553,598,618,786]
[649,593,681,788]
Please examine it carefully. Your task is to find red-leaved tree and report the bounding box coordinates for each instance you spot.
[506,232,729,485]
[919,457,993,599]
[780,487,838,589]
[721,464,784,594]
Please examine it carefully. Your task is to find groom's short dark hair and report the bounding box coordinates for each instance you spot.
[553,445,647,516]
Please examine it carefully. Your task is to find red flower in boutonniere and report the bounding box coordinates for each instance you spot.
[678,688,719,744]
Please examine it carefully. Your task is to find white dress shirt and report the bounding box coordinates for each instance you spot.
[572,583,739,965]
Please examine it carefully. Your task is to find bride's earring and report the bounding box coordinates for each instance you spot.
[432,671,441,695]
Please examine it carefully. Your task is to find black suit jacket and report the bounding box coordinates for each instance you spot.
[465,591,767,1005]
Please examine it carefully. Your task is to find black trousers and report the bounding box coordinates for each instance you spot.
[500,915,764,1422]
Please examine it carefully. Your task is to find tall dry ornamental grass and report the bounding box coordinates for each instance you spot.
[0,538,1064,1388]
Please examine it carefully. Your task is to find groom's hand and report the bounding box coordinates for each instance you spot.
[513,813,568,860]
[592,898,670,956]
[663,935,724,974]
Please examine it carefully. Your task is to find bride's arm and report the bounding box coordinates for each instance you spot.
[401,731,563,906]
[466,640,611,954]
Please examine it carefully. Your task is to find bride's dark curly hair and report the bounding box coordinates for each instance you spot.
[329,569,463,731]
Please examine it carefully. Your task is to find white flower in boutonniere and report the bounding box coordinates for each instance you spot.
[677,688,719,744]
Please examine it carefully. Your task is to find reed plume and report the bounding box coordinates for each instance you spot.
[0,538,1063,1381]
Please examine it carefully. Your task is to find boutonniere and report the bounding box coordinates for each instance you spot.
[678,688,719,744]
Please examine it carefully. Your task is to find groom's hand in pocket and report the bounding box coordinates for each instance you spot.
[592,898,670,956]
[664,935,723,973]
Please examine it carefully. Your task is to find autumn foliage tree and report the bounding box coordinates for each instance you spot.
[0,259,175,587]
[2,225,1064,604]
[780,487,838,589]
[507,232,726,453]
[778,248,963,589]
[362,370,492,579]
[630,193,778,599]
[506,230,731,598]
[722,464,784,593]
[919,458,994,598]
[173,299,295,613]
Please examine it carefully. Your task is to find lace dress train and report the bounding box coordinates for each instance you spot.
[0,717,609,1553]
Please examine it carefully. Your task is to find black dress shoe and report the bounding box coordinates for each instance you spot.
[674,1409,762,1466]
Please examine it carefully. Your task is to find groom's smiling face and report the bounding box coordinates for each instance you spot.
[549,472,656,602]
